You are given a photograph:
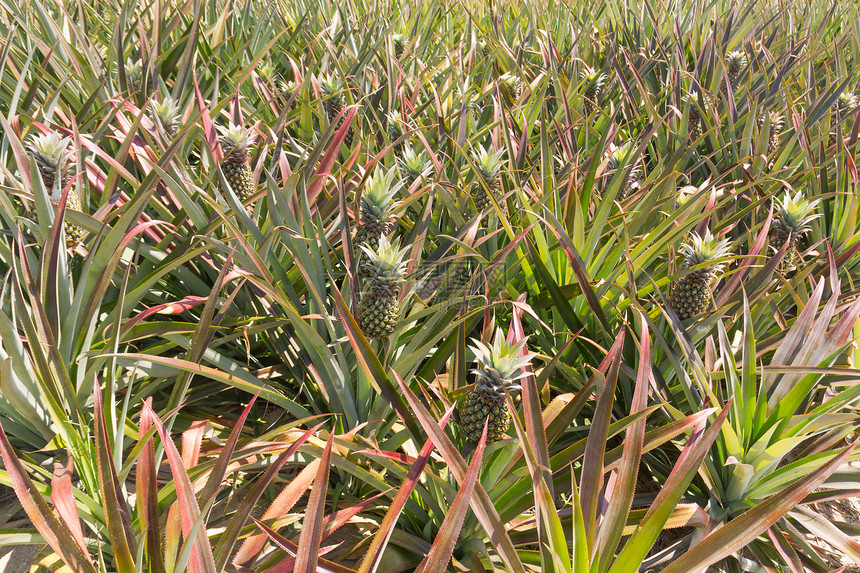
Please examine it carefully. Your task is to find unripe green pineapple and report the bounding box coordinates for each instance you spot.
[28,132,85,248]
[668,231,732,320]
[397,145,431,190]
[218,124,256,203]
[684,89,714,142]
[756,111,784,157]
[771,191,820,272]
[498,72,522,109]
[723,51,747,96]
[320,74,353,146]
[582,69,607,116]
[471,146,505,211]
[391,33,406,58]
[124,58,144,98]
[603,141,642,200]
[354,166,400,253]
[151,96,182,137]
[457,329,536,444]
[831,92,859,140]
[357,236,410,338]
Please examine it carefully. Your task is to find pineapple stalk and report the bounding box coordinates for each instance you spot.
[668,231,732,319]
[357,237,410,338]
[457,329,536,444]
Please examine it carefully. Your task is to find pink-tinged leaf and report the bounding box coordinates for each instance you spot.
[358,409,454,573]
[142,401,217,573]
[0,423,96,573]
[394,374,527,573]
[137,399,165,573]
[294,433,335,573]
[195,72,222,163]
[93,383,137,573]
[766,527,804,573]
[663,440,858,573]
[597,320,651,570]
[122,296,209,332]
[414,423,488,573]
[216,423,326,570]
[250,518,358,573]
[306,107,357,205]
[182,421,207,471]
[51,459,87,557]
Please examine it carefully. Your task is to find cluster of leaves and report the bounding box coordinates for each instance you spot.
[1,0,860,571]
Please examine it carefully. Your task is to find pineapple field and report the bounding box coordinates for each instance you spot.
[3,0,860,571]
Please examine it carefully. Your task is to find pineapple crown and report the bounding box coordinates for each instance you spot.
[607,141,636,169]
[470,328,536,391]
[398,146,431,180]
[581,68,607,90]
[774,191,821,234]
[28,131,74,170]
[319,73,345,96]
[835,92,859,114]
[472,145,505,183]
[152,96,182,132]
[679,231,732,274]
[257,61,275,81]
[360,166,401,222]
[683,88,713,107]
[725,50,748,72]
[499,72,521,91]
[125,58,143,89]
[757,111,784,129]
[391,33,406,54]
[218,123,256,162]
[358,235,410,289]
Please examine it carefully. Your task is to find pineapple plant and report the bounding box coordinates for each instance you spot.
[603,141,642,200]
[582,68,607,116]
[471,145,505,211]
[770,191,820,272]
[391,33,406,57]
[668,231,732,319]
[27,132,85,248]
[357,236,410,338]
[457,329,535,444]
[757,111,784,157]
[354,166,400,252]
[151,96,182,137]
[398,145,431,189]
[124,58,144,97]
[217,124,257,203]
[319,74,353,145]
[723,50,748,95]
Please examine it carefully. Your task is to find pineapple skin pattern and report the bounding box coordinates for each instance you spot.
[668,231,732,320]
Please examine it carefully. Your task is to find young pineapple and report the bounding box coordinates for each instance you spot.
[151,96,182,137]
[757,111,784,157]
[498,72,522,108]
[471,146,505,211]
[684,89,714,142]
[668,231,732,320]
[723,51,748,96]
[831,92,859,140]
[457,329,536,444]
[582,69,607,116]
[320,74,353,146]
[603,141,642,200]
[398,145,431,190]
[357,236,410,338]
[218,124,256,203]
[124,58,144,97]
[771,191,820,272]
[391,33,406,58]
[27,132,84,248]
[354,166,400,252]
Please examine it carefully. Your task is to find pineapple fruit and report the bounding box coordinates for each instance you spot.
[27,132,85,248]
[471,146,505,211]
[771,191,820,272]
[152,96,182,137]
[603,141,642,200]
[757,111,784,157]
[391,33,406,58]
[357,236,409,338]
[354,166,400,252]
[218,124,257,203]
[320,74,353,146]
[668,231,732,319]
[498,72,522,108]
[457,329,535,444]
[582,69,607,116]
[398,145,431,190]
[831,92,859,140]
[684,89,714,142]
[723,50,747,96]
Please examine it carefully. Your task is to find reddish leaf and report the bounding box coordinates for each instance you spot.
[51,458,87,557]
[294,433,335,573]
